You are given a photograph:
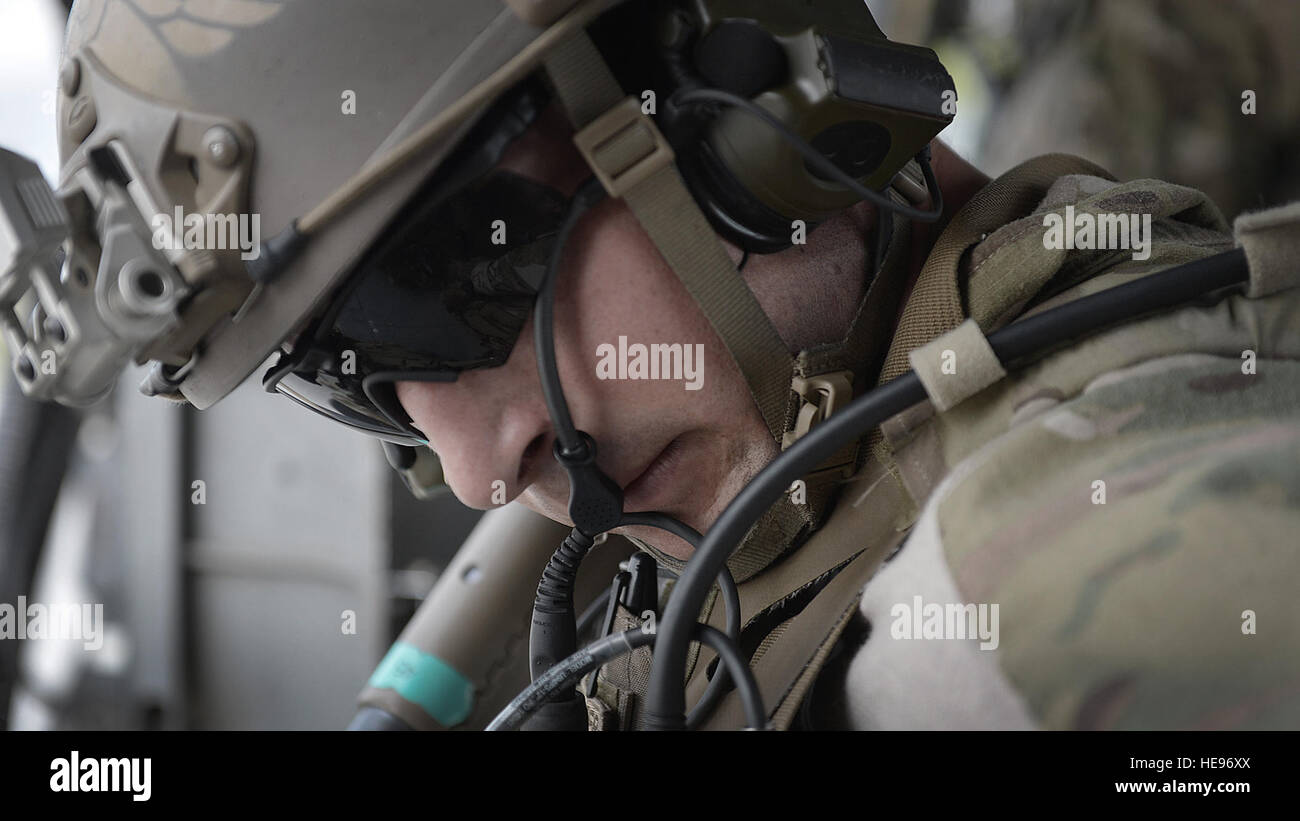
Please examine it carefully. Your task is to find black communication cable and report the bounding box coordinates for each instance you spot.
[487,622,766,731]
[696,623,766,729]
[570,516,746,720]
[494,630,656,731]
[616,523,743,728]
[647,561,744,729]
[523,514,747,729]
[533,178,605,461]
[523,180,615,729]
[617,513,742,645]
[642,247,1251,728]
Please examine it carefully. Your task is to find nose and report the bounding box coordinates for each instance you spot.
[394,370,553,509]
[395,358,559,506]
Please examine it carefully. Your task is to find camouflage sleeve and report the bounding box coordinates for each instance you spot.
[847,351,1300,729]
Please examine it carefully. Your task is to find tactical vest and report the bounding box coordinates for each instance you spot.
[584,152,1256,730]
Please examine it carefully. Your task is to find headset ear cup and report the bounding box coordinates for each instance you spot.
[662,3,954,257]
[676,136,804,254]
[655,23,796,253]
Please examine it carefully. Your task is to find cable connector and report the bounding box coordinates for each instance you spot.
[555,432,624,537]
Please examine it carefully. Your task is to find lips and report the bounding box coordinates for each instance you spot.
[621,435,688,512]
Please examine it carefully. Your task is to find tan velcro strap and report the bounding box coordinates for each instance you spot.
[907,318,1006,412]
[1234,201,1300,299]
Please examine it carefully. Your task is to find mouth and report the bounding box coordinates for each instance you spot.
[621,434,688,513]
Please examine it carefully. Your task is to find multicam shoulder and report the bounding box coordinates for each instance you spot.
[847,343,1300,729]
[935,351,1300,729]
[844,174,1300,728]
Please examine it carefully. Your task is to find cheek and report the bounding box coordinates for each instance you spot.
[393,380,429,431]
[551,203,742,420]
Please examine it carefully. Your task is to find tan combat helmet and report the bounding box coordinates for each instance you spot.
[24,0,614,408]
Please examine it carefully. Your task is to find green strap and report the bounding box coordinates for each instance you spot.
[543,30,794,443]
[621,167,795,441]
[537,20,624,127]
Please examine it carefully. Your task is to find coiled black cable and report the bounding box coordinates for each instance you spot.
[529,527,597,681]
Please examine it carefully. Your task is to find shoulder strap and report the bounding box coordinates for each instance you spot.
[878,154,1115,385]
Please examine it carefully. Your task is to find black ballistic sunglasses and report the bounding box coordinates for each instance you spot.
[262,79,570,445]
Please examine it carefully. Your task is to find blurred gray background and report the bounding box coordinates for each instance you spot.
[1,0,1297,729]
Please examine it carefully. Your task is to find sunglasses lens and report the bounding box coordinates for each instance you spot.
[332,170,564,371]
[273,369,420,444]
[265,169,569,443]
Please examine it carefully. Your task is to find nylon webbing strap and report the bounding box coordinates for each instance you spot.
[622,165,794,441]
[877,154,1115,386]
[537,21,623,129]
[727,205,916,579]
[696,196,918,581]
[543,30,794,442]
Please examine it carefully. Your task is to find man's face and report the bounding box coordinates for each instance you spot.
[394,103,779,559]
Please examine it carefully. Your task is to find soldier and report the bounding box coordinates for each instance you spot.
[5,0,1297,730]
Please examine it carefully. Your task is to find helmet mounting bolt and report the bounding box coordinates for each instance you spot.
[204,126,240,168]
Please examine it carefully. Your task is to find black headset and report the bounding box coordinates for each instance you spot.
[648,0,956,253]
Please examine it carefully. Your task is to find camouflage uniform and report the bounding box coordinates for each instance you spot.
[835,157,1300,729]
